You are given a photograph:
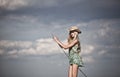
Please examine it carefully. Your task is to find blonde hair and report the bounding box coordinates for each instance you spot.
[68,33,79,44]
[68,33,81,52]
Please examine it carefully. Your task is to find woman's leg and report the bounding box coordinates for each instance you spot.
[72,64,78,77]
[68,65,73,77]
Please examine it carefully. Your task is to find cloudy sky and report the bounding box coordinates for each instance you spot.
[0,0,120,77]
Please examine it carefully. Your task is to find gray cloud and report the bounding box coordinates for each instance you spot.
[0,0,28,10]
[0,15,120,59]
[1,0,120,21]
[1,0,119,9]
[0,0,83,10]
[0,38,95,63]
[0,38,58,56]
[0,40,32,48]
[0,18,120,64]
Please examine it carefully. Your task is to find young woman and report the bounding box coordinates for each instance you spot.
[53,26,83,77]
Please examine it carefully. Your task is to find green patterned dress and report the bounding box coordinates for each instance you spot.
[69,43,84,67]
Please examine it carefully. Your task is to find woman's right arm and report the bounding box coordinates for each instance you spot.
[53,36,78,49]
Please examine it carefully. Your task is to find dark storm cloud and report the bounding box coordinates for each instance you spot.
[0,0,120,21]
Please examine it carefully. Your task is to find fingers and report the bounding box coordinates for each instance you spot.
[54,36,58,40]
[73,32,78,40]
[52,35,58,41]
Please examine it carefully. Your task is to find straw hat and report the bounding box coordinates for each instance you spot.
[69,26,81,34]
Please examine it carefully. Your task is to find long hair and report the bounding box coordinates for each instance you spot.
[68,32,79,44]
[68,32,81,52]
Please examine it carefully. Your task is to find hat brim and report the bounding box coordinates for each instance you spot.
[69,29,81,34]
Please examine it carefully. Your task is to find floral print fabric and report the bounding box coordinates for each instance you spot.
[69,45,84,67]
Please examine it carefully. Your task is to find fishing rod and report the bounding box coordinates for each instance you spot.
[52,34,87,77]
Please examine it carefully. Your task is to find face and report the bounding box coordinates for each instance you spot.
[70,31,78,38]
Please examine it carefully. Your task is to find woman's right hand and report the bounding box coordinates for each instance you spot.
[53,36,59,42]
[73,32,78,40]
[53,36,63,48]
